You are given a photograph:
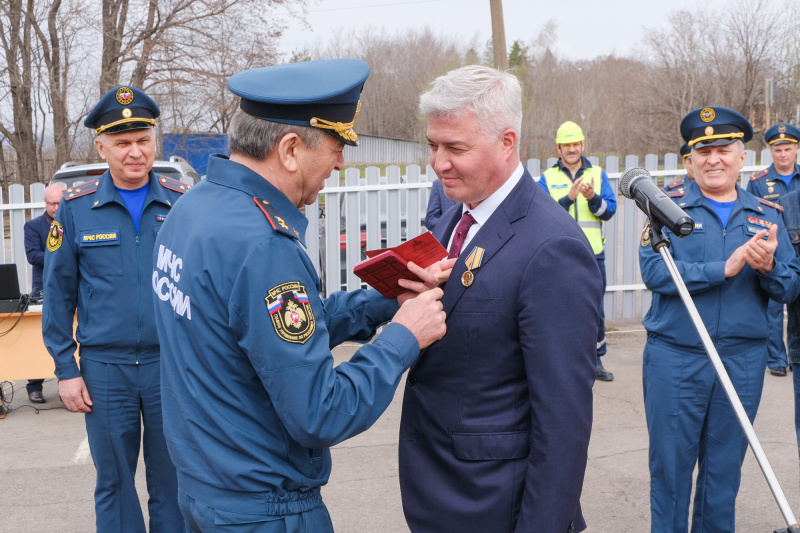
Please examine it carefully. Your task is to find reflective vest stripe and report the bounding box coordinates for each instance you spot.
[578,221,602,229]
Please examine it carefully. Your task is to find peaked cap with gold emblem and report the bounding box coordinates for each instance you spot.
[680,106,753,149]
[227,59,370,146]
[84,85,160,135]
[765,122,800,146]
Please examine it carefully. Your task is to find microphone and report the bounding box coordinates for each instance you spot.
[620,168,694,237]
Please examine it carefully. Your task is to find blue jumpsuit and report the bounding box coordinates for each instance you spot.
[746,164,800,370]
[43,170,187,532]
[152,155,420,532]
[639,180,800,532]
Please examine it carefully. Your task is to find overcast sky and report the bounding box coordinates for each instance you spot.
[277,0,725,61]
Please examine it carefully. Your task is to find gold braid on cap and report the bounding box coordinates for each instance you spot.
[95,117,157,135]
[309,101,360,142]
[688,131,745,147]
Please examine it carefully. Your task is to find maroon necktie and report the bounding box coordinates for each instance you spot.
[448,211,476,259]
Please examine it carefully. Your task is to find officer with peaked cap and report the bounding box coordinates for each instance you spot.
[43,86,187,532]
[152,59,449,531]
[639,106,800,532]
[747,122,800,377]
[538,120,617,381]
[663,143,694,195]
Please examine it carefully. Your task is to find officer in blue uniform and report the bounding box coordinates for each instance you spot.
[663,142,693,195]
[747,122,800,376]
[640,106,800,532]
[43,86,187,532]
[152,59,448,532]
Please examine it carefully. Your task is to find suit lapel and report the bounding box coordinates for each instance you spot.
[441,170,536,315]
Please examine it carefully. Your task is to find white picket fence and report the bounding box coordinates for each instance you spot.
[1,150,776,320]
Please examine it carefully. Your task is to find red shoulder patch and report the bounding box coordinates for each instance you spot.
[666,189,686,198]
[666,179,684,188]
[750,169,769,181]
[253,197,299,240]
[757,197,784,212]
[64,179,100,201]
[158,176,192,194]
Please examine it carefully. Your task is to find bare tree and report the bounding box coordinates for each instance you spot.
[0,0,38,184]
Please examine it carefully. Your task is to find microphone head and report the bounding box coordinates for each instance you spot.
[620,167,651,199]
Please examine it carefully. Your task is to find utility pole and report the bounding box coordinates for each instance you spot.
[490,0,508,70]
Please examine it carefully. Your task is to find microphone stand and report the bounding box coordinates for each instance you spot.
[648,221,799,533]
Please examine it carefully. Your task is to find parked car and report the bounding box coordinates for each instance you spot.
[49,156,200,188]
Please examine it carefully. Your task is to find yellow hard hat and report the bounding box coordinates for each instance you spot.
[555,121,584,144]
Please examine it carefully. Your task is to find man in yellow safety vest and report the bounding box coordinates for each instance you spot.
[538,121,617,381]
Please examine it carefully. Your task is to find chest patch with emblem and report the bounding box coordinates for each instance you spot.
[265,281,316,344]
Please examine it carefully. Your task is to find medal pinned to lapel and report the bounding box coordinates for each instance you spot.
[462,246,484,287]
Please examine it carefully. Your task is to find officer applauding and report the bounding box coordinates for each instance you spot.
[152,59,449,531]
[747,122,800,376]
[639,107,800,532]
[43,86,186,532]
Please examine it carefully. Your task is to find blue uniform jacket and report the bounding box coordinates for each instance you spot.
[24,213,51,290]
[43,171,186,380]
[640,180,800,353]
[399,172,601,533]
[153,155,419,511]
[746,163,800,201]
[537,156,617,222]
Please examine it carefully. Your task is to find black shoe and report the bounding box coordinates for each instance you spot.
[28,391,46,403]
[596,364,614,382]
[769,366,787,377]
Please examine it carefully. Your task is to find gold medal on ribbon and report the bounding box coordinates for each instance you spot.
[462,246,484,287]
[462,270,474,287]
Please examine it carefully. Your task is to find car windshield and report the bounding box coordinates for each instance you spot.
[51,165,189,188]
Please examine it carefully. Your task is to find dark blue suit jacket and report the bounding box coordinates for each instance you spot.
[24,213,51,290]
[399,170,602,533]
[424,179,459,231]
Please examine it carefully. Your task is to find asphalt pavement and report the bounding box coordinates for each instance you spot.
[2,318,799,532]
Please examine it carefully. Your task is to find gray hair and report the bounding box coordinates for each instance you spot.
[419,65,522,141]
[228,108,325,161]
[46,182,67,193]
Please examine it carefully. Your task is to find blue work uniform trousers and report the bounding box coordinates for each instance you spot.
[596,250,607,360]
[81,359,181,532]
[767,299,788,369]
[643,339,767,533]
[179,488,334,532]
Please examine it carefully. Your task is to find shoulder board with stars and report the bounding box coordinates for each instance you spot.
[665,189,686,198]
[253,197,300,240]
[667,179,684,188]
[750,169,769,181]
[64,179,100,201]
[757,197,784,212]
[158,175,192,194]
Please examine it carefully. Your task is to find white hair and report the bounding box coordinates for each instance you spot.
[419,65,522,141]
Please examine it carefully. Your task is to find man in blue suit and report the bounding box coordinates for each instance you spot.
[424,178,458,231]
[399,65,603,533]
[23,182,65,403]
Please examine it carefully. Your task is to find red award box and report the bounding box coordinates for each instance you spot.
[353,232,448,298]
